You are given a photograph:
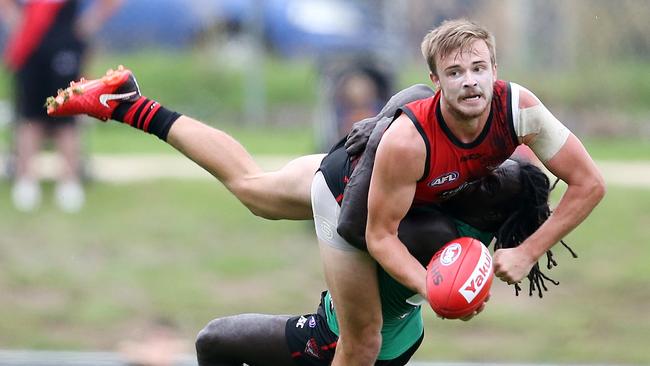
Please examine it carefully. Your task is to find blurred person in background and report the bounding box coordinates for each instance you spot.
[335,72,380,138]
[0,0,122,212]
[317,55,394,151]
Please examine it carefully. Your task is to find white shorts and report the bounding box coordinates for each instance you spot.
[311,171,361,252]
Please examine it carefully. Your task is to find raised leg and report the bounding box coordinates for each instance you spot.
[167,116,324,220]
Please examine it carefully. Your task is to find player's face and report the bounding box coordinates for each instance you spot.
[432,39,496,121]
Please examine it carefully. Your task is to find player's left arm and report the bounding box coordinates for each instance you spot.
[493,88,606,284]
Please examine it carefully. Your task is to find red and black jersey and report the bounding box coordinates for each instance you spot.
[3,0,78,71]
[319,80,519,206]
[401,80,518,204]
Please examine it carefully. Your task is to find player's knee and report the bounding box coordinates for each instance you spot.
[227,180,278,219]
[341,323,382,357]
[195,318,229,359]
[358,333,382,358]
[338,328,382,362]
[241,200,277,219]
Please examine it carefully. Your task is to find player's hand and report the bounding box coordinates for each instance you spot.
[434,294,490,321]
[345,117,377,155]
[493,247,536,284]
[459,293,490,321]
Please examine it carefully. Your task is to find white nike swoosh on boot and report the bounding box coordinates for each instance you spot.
[99,91,137,108]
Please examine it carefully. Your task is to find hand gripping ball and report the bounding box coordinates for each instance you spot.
[426,237,493,319]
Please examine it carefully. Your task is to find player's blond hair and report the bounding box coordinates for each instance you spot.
[420,19,496,76]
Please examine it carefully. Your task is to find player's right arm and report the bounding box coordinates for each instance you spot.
[366,114,429,297]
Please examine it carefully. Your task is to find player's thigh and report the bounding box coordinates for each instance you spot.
[244,154,325,219]
[270,153,325,208]
[311,171,382,337]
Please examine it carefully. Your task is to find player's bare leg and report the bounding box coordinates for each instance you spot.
[320,242,382,366]
[47,66,320,219]
[311,172,382,366]
[166,116,322,219]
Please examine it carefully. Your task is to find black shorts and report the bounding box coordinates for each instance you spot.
[318,138,352,203]
[14,33,85,127]
[285,292,423,366]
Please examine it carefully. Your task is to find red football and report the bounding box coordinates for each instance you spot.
[426,237,493,319]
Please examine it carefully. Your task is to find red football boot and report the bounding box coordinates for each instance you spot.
[46,65,141,121]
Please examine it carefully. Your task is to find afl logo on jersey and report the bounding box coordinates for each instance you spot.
[429,171,459,187]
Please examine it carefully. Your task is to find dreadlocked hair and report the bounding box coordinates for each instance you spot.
[493,161,578,298]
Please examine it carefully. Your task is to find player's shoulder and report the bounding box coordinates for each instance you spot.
[402,94,436,115]
[508,81,542,109]
[380,114,426,154]
[376,115,427,178]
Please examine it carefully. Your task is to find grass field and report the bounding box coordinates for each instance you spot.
[1,48,649,364]
[0,178,648,364]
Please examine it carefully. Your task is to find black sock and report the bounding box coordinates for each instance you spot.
[112,97,181,141]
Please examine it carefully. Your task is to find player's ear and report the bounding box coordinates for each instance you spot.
[429,72,440,88]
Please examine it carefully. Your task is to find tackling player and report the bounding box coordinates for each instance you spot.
[194,158,558,366]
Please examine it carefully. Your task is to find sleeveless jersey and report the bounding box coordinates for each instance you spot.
[401,80,519,204]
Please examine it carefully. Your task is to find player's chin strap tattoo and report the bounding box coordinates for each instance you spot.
[493,164,578,298]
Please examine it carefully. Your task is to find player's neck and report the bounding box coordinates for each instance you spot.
[440,102,491,143]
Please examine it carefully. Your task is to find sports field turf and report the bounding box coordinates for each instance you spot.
[0,179,647,364]
[0,50,648,364]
